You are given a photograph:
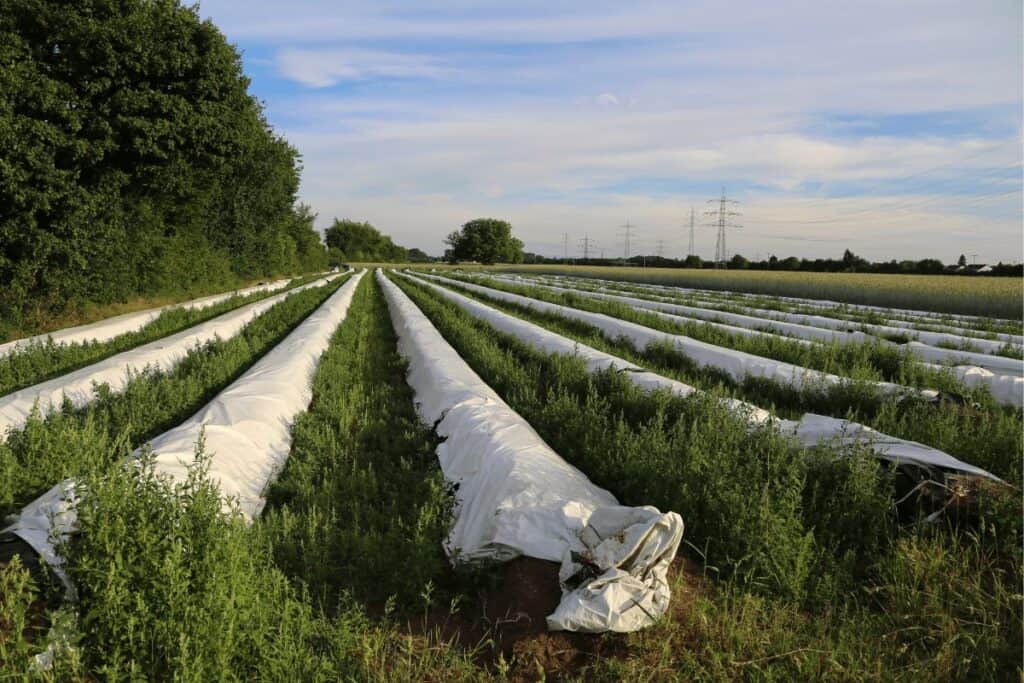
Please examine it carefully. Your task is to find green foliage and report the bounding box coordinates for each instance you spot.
[324,219,407,262]
[0,277,347,518]
[0,0,326,337]
[444,218,524,264]
[260,275,454,609]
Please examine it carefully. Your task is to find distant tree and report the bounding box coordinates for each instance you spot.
[780,256,801,270]
[729,253,749,269]
[324,219,406,262]
[842,249,869,272]
[916,258,945,274]
[683,254,703,269]
[445,218,524,264]
[768,255,779,269]
[407,248,431,262]
[958,254,968,267]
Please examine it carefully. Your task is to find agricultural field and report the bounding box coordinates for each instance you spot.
[1,268,1021,681]
[445,265,1024,320]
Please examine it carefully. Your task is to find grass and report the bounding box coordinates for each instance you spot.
[400,264,1023,320]
[0,276,349,518]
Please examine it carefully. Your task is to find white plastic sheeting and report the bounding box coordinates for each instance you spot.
[493,274,1023,373]
[378,270,684,633]
[3,271,366,580]
[0,274,343,435]
[533,273,1022,328]
[477,275,1024,405]
[415,272,938,403]
[0,278,293,360]
[400,272,999,481]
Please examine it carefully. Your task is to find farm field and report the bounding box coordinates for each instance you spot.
[0,268,1019,680]
[431,264,1024,320]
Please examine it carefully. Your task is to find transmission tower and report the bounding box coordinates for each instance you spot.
[562,232,569,262]
[687,206,696,256]
[618,221,636,261]
[704,188,741,267]
[656,240,665,258]
[578,234,597,262]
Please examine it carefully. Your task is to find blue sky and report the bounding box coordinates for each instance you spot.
[198,1,1022,262]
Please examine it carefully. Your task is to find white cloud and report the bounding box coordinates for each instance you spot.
[276,48,445,88]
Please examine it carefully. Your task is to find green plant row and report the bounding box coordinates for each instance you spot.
[393,272,1023,681]
[0,275,349,519]
[0,275,329,398]
[410,272,1023,486]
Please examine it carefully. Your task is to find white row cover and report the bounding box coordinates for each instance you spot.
[0,278,295,360]
[417,272,936,403]
[378,270,684,633]
[536,272,1021,328]
[520,274,1024,346]
[0,274,344,435]
[482,275,1024,404]
[4,271,366,582]
[494,274,1022,368]
[401,271,998,481]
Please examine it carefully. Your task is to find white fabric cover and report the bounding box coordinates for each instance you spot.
[414,272,937,402]
[4,271,366,582]
[0,275,341,434]
[378,270,684,633]
[0,278,293,359]
[495,274,1023,376]
[481,275,1024,405]
[400,272,999,481]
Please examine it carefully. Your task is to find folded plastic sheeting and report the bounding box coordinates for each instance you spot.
[480,274,1024,406]
[0,278,294,360]
[378,270,684,633]
[4,271,366,580]
[0,274,343,434]
[400,272,999,482]
[415,272,938,403]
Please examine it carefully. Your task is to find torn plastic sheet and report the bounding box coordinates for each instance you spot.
[475,274,1023,405]
[0,278,295,360]
[0,273,344,434]
[378,270,684,633]
[3,271,366,585]
[413,272,938,403]
[490,274,1023,375]
[400,271,1000,482]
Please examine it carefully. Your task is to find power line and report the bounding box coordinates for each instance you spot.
[704,187,741,267]
[577,234,597,261]
[687,206,696,257]
[618,221,636,260]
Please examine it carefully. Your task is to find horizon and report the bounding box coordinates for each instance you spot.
[197,1,1023,263]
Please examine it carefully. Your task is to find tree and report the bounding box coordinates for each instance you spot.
[324,219,406,262]
[729,253,749,269]
[958,254,968,267]
[407,248,431,262]
[444,218,524,264]
[683,254,703,269]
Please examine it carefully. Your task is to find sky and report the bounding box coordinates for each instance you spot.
[196,1,1023,263]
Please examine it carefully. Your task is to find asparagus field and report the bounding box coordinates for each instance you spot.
[1,269,1020,681]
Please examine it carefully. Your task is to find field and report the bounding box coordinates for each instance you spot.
[426,265,1024,320]
[1,268,1021,681]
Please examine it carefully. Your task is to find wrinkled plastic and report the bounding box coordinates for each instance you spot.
[378,270,684,633]
[3,271,366,584]
[0,274,342,434]
[401,271,999,481]
[0,279,293,360]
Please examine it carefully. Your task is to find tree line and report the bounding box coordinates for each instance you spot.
[523,249,1023,276]
[1,0,329,336]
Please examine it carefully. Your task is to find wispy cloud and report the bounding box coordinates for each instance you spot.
[196,0,1023,261]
